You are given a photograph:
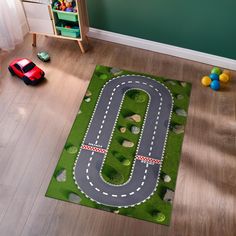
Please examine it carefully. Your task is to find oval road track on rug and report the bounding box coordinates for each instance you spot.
[74,75,173,208]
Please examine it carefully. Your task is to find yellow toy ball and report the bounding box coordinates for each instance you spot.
[219,73,229,83]
[201,76,212,86]
[222,70,231,80]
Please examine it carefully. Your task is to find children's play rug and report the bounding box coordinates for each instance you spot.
[46,65,191,225]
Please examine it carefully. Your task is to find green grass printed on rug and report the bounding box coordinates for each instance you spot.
[102,90,149,185]
[46,65,191,225]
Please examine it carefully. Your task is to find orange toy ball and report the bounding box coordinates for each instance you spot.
[219,73,230,83]
[222,70,231,80]
[201,76,212,86]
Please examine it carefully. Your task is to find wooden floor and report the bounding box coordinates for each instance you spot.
[0,34,235,236]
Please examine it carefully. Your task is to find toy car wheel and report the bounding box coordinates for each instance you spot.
[8,66,15,76]
[23,76,30,85]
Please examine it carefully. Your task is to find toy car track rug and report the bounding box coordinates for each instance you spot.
[46,65,192,225]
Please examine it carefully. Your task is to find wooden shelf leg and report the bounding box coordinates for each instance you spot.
[32,34,37,47]
[85,36,89,45]
[78,41,85,54]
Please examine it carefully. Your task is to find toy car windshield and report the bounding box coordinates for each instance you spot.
[23,62,36,73]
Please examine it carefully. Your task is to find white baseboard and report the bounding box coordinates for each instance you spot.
[88,28,236,70]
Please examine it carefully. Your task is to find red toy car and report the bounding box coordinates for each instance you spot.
[8,58,45,85]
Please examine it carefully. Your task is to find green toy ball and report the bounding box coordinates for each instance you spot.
[211,67,221,76]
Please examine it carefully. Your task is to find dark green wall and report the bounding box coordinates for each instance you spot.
[87,0,236,60]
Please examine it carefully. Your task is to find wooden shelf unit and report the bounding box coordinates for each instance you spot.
[22,0,89,53]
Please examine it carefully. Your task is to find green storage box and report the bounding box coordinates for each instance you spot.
[53,10,78,22]
[56,26,80,38]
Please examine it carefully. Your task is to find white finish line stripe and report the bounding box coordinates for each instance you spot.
[81,145,107,154]
[136,155,161,164]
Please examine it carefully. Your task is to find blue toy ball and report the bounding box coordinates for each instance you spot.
[209,73,219,80]
[210,80,220,91]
